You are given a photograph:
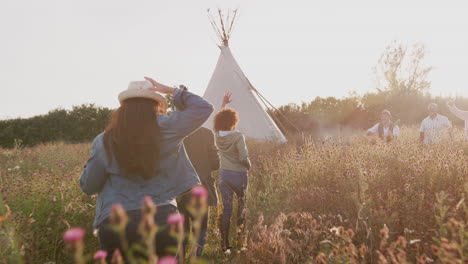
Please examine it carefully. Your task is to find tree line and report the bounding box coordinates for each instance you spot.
[1,91,466,148]
[271,90,468,137]
[0,105,112,148]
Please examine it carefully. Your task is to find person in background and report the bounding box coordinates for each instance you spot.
[214,92,251,254]
[80,77,213,262]
[419,103,452,144]
[367,109,400,142]
[447,100,468,140]
[176,86,220,257]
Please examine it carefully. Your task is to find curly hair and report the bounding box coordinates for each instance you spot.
[214,108,239,132]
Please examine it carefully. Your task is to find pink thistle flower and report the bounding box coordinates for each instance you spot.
[191,185,209,213]
[110,203,128,228]
[93,250,107,260]
[139,214,157,235]
[158,256,178,264]
[63,228,85,242]
[142,196,157,215]
[167,213,184,225]
[192,185,208,199]
[111,249,123,264]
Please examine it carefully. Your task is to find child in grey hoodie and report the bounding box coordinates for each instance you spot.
[214,92,251,253]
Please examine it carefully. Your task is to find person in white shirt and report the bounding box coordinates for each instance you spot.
[419,103,452,144]
[367,109,400,142]
[447,101,468,140]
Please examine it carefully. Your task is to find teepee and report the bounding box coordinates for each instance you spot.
[203,10,287,142]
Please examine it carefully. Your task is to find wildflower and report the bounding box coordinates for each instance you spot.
[138,214,157,237]
[446,218,460,233]
[111,249,123,264]
[192,185,208,199]
[63,228,85,263]
[395,236,407,248]
[142,196,157,216]
[430,245,440,255]
[359,245,367,256]
[167,213,185,262]
[346,228,355,239]
[316,252,327,264]
[342,245,350,254]
[110,203,128,230]
[191,185,208,215]
[158,256,178,264]
[167,213,184,226]
[379,224,389,240]
[63,228,85,242]
[93,250,107,263]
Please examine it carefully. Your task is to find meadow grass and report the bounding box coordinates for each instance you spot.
[0,127,466,263]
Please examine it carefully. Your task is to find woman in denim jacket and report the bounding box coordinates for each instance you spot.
[80,77,213,261]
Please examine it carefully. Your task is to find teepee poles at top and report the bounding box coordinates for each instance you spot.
[207,9,238,46]
[227,10,238,38]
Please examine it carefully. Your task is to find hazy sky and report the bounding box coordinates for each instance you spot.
[1,0,467,119]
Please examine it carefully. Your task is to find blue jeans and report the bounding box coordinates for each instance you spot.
[218,169,248,249]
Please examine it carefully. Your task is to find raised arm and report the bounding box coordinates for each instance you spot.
[447,102,468,120]
[145,77,214,138]
[367,123,379,136]
[145,77,175,95]
[221,91,232,108]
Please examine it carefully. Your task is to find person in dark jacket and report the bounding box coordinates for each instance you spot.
[176,126,220,256]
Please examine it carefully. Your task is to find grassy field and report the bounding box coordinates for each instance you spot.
[0,127,467,263]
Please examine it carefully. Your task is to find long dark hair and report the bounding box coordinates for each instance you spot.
[103,98,160,179]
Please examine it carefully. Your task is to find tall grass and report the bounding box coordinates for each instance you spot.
[0,127,466,263]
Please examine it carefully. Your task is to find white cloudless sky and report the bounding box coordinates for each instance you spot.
[1,0,467,119]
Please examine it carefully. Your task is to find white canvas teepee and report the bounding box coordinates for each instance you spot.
[203,10,287,142]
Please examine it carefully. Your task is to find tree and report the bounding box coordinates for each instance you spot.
[364,41,433,123]
[373,41,432,95]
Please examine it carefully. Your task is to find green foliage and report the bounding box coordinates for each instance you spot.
[0,105,112,148]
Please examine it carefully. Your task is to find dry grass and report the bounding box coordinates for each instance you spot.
[0,127,467,263]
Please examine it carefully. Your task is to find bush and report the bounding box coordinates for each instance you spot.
[0,105,112,148]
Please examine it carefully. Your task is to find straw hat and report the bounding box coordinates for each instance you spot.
[118,80,167,109]
[381,109,392,118]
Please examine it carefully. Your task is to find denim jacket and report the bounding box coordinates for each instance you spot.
[80,88,214,228]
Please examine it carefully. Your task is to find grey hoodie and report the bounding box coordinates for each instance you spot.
[216,131,251,172]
